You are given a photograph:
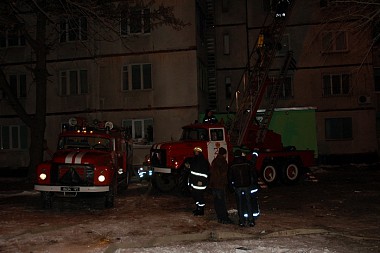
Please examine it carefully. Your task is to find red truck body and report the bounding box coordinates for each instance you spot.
[149,122,315,193]
[34,119,132,208]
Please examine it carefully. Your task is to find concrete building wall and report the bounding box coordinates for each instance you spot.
[213,0,378,162]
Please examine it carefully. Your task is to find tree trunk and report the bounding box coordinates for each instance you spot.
[27,5,48,185]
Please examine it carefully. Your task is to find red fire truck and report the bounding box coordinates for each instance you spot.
[34,117,132,208]
[149,121,315,193]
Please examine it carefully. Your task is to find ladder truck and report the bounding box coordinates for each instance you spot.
[148,0,315,193]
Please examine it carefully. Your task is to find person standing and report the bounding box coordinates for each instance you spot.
[209,147,233,224]
[203,109,218,123]
[189,146,210,216]
[229,149,260,227]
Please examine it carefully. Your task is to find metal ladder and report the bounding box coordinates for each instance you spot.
[228,0,296,147]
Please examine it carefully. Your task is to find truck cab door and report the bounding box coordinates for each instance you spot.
[207,128,228,163]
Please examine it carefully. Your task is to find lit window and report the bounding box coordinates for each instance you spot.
[122,119,153,143]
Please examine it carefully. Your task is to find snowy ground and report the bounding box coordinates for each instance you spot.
[0,165,379,253]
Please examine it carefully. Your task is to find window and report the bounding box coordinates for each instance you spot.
[8,74,27,98]
[120,8,150,36]
[59,70,88,96]
[225,76,232,99]
[122,118,153,143]
[325,117,352,140]
[122,64,152,91]
[60,17,88,42]
[375,68,380,92]
[323,73,350,96]
[0,28,26,48]
[267,76,293,99]
[223,34,230,55]
[277,34,289,56]
[0,125,28,150]
[210,129,224,141]
[322,31,348,53]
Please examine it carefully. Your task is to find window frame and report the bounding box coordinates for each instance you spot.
[8,73,27,98]
[59,17,88,43]
[0,125,28,150]
[321,30,348,53]
[121,63,152,91]
[0,28,26,48]
[59,69,89,96]
[120,8,151,36]
[325,117,352,140]
[122,118,154,143]
[322,73,350,96]
[267,75,293,99]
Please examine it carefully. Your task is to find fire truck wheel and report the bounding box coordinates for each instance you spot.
[261,164,278,185]
[41,191,53,209]
[281,161,301,185]
[152,173,177,192]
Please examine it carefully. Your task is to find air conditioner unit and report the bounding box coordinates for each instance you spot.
[358,95,371,105]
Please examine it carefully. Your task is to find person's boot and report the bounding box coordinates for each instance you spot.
[194,206,204,216]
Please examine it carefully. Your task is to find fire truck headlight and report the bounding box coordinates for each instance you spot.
[98,175,106,182]
[39,173,47,181]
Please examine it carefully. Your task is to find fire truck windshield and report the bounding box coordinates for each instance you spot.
[180,128,209,141]
[58,136,112,151]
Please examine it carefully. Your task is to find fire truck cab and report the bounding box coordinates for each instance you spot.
[150,122,232,193]
[34,118,132,208]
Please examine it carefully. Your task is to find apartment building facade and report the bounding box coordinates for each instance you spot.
[0,0,210,168]
[0,0,378,169]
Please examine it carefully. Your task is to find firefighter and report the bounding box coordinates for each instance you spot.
[275,0,290,18]
[229,149,260,227]
[189,146,210,216]
[203,109,218,123]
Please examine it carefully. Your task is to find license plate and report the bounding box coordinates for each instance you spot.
[61,186,80,192]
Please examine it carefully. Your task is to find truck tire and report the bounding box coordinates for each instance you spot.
[41,191,53,209]
[281,161,301,185]
[261,164,278,185]
[152,173,177,192]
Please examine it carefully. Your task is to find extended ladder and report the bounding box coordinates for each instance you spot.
[228,0,296,147]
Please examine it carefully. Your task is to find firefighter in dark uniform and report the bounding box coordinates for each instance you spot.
[229,149,260,227]
[189,146,210,216]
